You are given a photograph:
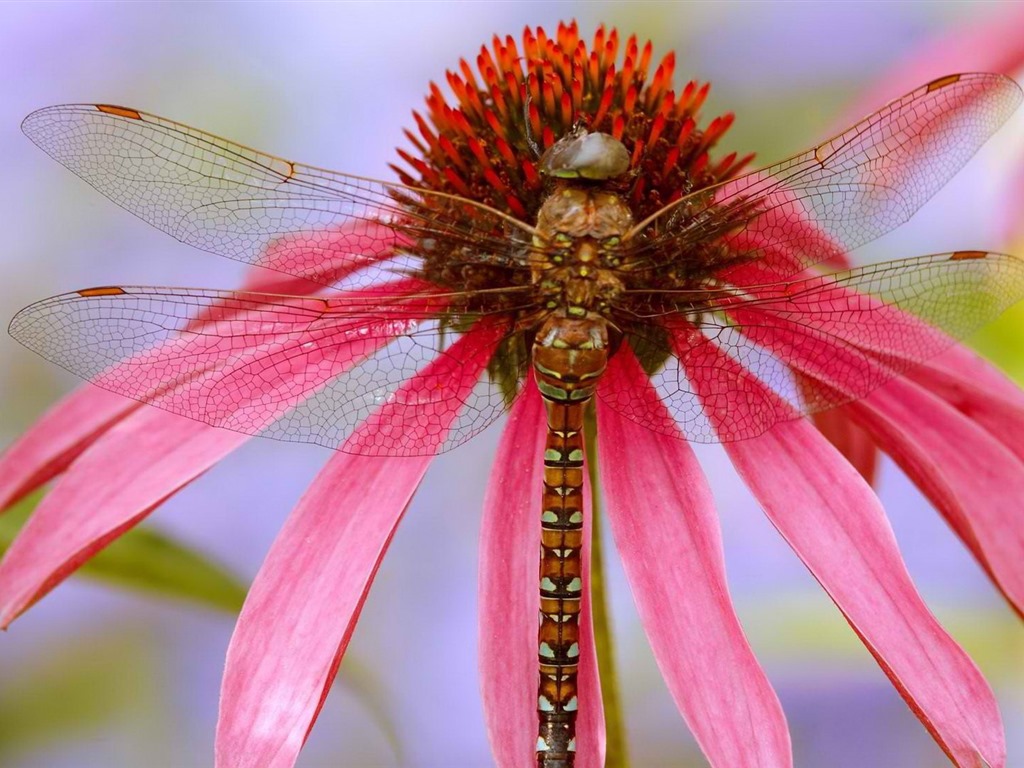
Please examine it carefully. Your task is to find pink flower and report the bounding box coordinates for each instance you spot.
[842,4,1024,247]
[785,4,1024,485]
[3,22,1024,768]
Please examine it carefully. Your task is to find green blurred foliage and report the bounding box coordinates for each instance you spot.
[0,493,405,764]
[972,301,1024,384]
[0,492,248,615]
[0,627,166,764]
[741,595,1024,670]
[339,661,406,766]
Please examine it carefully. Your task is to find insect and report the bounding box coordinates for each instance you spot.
[11,64,1024,766]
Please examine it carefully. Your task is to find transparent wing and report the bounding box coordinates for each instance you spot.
[602,251,1024,442]
[623,74,1023,278]
[22,104,537,288]
[8,285,531,456]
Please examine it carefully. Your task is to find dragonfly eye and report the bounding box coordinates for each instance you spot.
[540,129,630,180]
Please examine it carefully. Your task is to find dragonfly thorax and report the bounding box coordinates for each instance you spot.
[531,186,634,317]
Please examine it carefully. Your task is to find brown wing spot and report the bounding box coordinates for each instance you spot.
[813,142,832,166]
[96,105,142,120]
[926,74,962,93]
[77,286,127,297]
[269,157,296,183]
[950,250,989,261]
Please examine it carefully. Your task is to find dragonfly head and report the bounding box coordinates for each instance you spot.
[540,127,630,181]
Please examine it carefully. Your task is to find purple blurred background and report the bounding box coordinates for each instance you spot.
[0,2,1021,766]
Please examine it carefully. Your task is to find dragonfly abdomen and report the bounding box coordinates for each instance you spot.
[532,314,608,767]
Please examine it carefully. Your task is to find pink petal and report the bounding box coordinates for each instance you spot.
[0,408,247,626]
[216,450,430,768]
[716,291,1024,611]
[719,289,957,440]
[478,382,604,768]
[613,256,978,444]
[844,375,1024,617]
[712,292,1024,629]
[731,265,1024,439]
[726,421,1005,768]
[811,407,879,484]
[243,220,412,295]
[597,349,791,768]
[478,383,547,767]
[88,279,435,439]
[341,317,505,456]
[573,469,604,768]
[722,253,1021,420]
[724,218,849,284]
[599,319,798,442]
[918,346,1024,460]
[716,70,1010,285]
[216,324,503,768]
[840,9,1024,245]
[842,5,1024,129]
[0,386,137,511]
[0,259,385,510]
[0,277,430,515]
[0,284,439,624]
[729,277,948,376]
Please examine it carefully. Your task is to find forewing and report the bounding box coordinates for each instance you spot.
[8,285,527,456]
[625,74,1022,277]
[22,104,536,288]
[602,251,1024,442]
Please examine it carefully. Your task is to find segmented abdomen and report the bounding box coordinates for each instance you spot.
[531,315,608,768]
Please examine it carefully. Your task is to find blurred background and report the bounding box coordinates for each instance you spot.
[1,1,1022,766]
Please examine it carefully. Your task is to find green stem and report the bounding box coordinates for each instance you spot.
[584,403,629,768]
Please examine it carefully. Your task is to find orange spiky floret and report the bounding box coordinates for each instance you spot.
[392,21,752,222]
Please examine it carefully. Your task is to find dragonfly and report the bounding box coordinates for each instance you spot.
[11,72,1024,767]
